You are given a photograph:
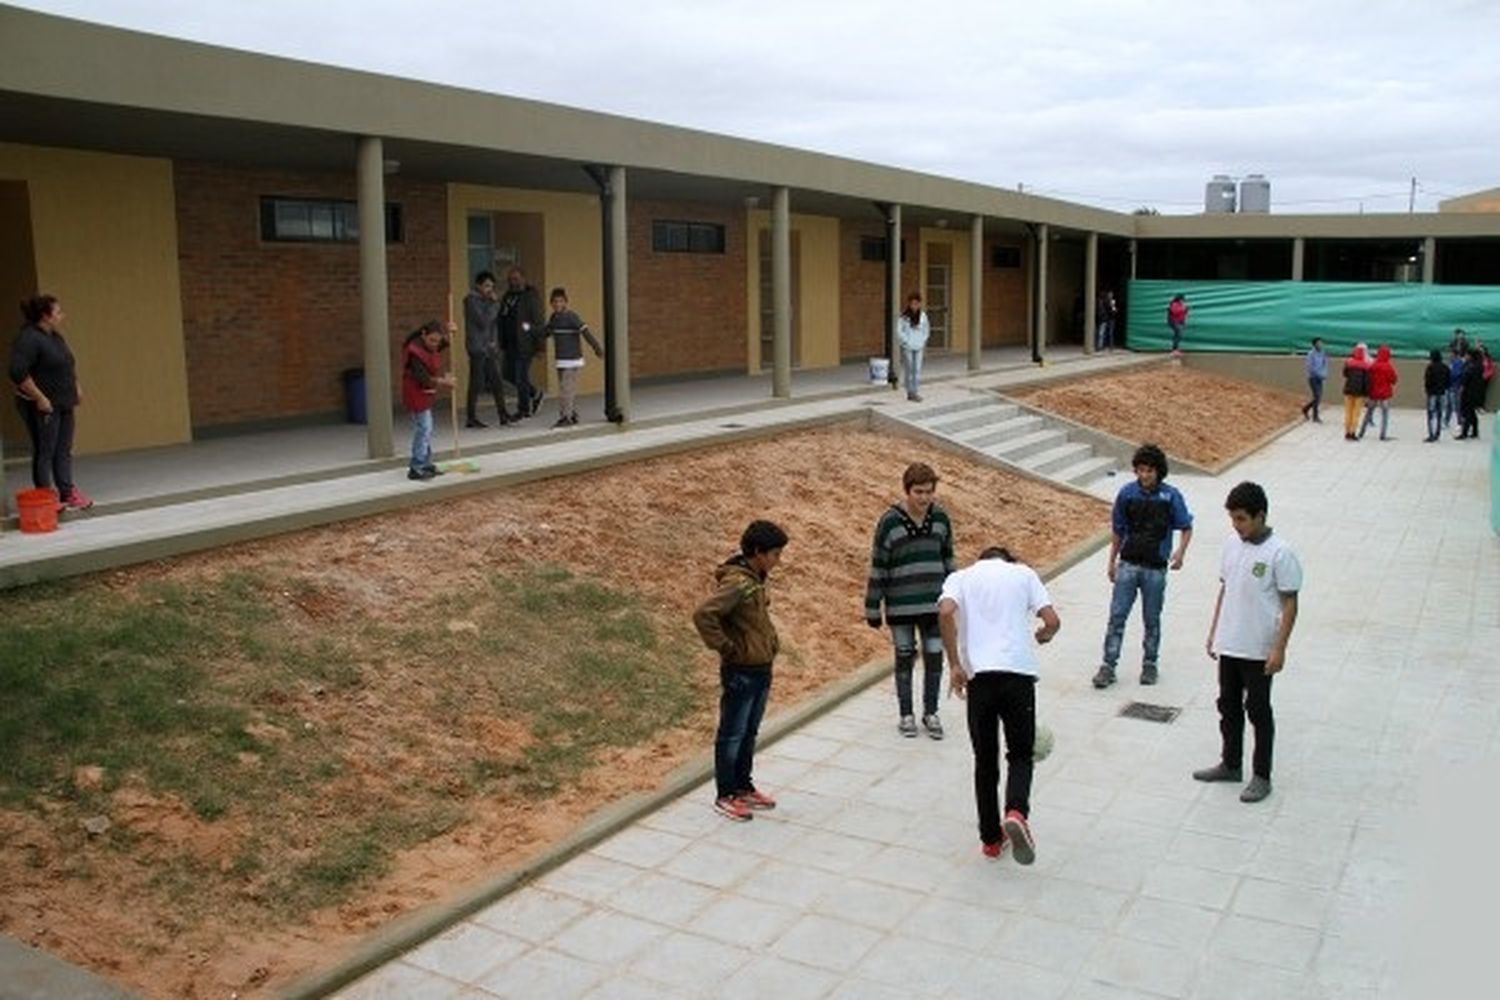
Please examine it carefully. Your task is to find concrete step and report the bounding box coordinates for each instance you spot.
[907,397,995,421]
[957,414,1045,447]
[1017,441,1095,476]
[1056,454,1118,486]
[985,428,1068,462]
[928,404,1020,435]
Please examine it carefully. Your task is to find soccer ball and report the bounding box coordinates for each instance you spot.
[1033,723,1055,762]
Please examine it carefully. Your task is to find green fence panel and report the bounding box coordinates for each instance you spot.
[1126,280,1500,359]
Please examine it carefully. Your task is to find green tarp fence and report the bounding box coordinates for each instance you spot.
[1126,279,1500,359]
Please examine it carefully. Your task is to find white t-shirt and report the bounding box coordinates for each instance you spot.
[1214,531,1303,660]
[938,559,1053,678]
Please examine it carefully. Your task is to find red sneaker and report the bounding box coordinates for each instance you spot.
[736,789,776,811]
[1001,810,1035,865]
[714,796,753,822]
[981,835,1008,860]
[61,487,93,510]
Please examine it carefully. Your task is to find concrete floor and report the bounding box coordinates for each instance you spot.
[335,409,1500,1000]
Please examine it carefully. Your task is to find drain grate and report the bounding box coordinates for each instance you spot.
[1119,701,1180,724]
[719,422,747,429]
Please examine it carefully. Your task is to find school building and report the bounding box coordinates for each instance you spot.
[2,5,1498,460]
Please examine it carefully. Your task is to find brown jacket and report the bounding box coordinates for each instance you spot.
[692,556,779,669]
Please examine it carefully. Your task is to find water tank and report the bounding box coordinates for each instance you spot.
[1239,174,1271,213]
[1205,174,1237,213]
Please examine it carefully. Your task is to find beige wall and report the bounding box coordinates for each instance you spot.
[448,184,604,397]
[745,210,841,371]
[1183,352,1498,410]
[0,142,190,454]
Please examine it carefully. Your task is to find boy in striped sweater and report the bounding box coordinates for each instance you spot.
[865,463,957,738]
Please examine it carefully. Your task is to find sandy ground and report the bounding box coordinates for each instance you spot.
[1,422,1110,999]
[1010,362,1304,467]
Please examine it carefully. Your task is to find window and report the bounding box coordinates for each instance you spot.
[652,220,725,254]
[990,245,1021,268]
[259,197,403,243]
[860,236,907,263]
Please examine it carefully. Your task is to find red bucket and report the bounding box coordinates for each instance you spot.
[16,488,59,533]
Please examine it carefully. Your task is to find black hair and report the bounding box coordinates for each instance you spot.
[1429,348,1442,363]
[740,519,788,557]
[475,270,496,285]
[978,546,1017,562]
[549,286,568,301]
[1225,481,1268,518]
[1311,337,1323,347]
[20,295,57,325]
[403,319,447,347]
[1131,443,1169,479]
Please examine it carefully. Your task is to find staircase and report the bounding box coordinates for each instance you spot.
[893,396,1120,488]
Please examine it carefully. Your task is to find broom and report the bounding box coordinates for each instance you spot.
[438,292,480,474]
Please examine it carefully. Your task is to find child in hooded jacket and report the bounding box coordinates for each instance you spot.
[1358,344,1398,441]
[1341,344,1372,441]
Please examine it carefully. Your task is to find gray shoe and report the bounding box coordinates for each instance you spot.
[1092,665,1116,689]
[1192,763,1243,783]
[898,715,919,738]
[1240,776,1272,803]
[922,713,944,740]
[1140,663,1159,685]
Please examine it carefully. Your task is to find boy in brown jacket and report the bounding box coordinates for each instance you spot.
[693,520,788,821]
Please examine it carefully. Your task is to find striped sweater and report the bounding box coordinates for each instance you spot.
[864,503,956,625]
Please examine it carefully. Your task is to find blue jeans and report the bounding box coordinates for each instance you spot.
[715,665,771,799]
[1445,385,1460,426]
[1095,319,1114,351]
[1359,398,1390,439]
[409,408,433,471]
[1168,322,1184,351]
[1426,395,1444,439]
[901,348,924,398]
[1102,561,1167,670]
[890,618,944,717]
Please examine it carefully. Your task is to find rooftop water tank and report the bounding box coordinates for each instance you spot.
[1240,174,1271,213]
[1205,175,1237,213]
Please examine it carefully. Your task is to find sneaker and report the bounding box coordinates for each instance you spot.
[1140,663,1158,686]
[1001,810,1035,865]
[553,417,572,428]
[898,715,919,738]
[61,487,93,510]
[421,465,444,477]
[407,469,425,481]
[981,835,1007,860]
[465,418,488,428]
[714,796,753,822]
[1239,776,1272,803]
[1092,665,1116,689]
[737,789,777,811]
[1192,763,1243,783]
[569,414,579,425]
[922,713,944,740]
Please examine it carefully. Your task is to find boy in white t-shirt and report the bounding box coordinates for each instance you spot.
[939,546,1061,864]
[1197,481,1303,804]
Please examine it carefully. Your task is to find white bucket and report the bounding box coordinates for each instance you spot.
[868,357,890,384]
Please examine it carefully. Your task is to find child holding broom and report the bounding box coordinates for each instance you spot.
[401,319,456,481]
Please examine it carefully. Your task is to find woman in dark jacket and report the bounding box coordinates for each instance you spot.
[1455,348,1486,440]
[8,295,91,509]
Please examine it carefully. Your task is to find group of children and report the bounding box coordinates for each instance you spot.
[1321,332,1494,444]
[401,287,602,481]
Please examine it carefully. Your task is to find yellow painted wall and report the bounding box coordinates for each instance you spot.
[744,210,841,371]
[0,142,189,453]
[447,184,604,397]
[917,227,973,354]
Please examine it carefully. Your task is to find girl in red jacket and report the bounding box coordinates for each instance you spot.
[400,320,455,480]
[1357,344,1398,441]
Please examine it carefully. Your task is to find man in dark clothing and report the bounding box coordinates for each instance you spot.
[462,272,510,427]
[499,267,546,417]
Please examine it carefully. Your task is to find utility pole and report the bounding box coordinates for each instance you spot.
[1409,176,1417,214]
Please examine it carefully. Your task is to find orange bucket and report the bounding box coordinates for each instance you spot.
[16,487,59,534]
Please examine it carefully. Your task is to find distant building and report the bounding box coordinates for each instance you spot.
[1439,187,1500,213]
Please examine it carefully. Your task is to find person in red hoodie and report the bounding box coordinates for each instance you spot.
[401,320,456,481]
[1340,343,1372,441]
[1357,344,1399,441]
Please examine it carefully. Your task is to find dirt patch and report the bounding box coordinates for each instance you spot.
[0,422,1108,999]
[1010,362,1304,467]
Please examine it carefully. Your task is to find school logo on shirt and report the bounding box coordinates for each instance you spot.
[1252,562,1267,578]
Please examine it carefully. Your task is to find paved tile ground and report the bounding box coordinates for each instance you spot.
[335,411,1500,999]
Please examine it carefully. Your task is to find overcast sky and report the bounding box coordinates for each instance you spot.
[14,0,1499,214]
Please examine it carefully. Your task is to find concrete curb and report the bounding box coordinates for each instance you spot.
[280,539,1107,999]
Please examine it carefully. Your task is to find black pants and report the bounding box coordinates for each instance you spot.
[508,348,537,414]
[1458,401,1480,438]
[1304,376,1323,419]
[17,399,75,494]
[1217,655,1274,779]
[966,671,1036,845]
[466,351,506,422]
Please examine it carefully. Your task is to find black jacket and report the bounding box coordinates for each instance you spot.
[499,286,545,357]
[8,324,79,408]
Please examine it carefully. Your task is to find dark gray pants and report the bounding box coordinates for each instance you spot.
[18,399,75,494]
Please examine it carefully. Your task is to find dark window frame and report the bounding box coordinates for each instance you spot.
[651,219,726,254]
[860,236,907,263]
[990,245,1022,268]
[259,196,404,244]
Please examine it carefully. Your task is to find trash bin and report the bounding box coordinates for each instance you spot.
[868,357,890,385]
[341,368,366,425]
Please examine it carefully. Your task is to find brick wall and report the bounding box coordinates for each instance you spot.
[175,162,447,428]
[838,222,922,359]
[984,241,1031,346]
[627,199,747,376]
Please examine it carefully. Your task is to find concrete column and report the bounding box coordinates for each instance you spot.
[1083,232,1098,356]
[1291,237,1305,281]
[771,186,792,398]
[608,165,631,421]
[887,204,902,387]
[356,136,393,458]
[1129,238,1138,280]
[1033,223,1050,363]
[968,214,983,371]
[1422,236,1436,284]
